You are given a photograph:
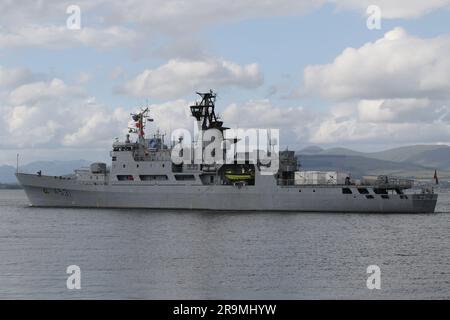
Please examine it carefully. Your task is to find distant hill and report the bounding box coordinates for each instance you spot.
[298,144,450,176]
[319,147,366,157]
[297,154,444,179]
[0,165,16,184]
[298,146,324,154]
[397,147,450,170]
[0,160,91,184]
[366,145,450,164]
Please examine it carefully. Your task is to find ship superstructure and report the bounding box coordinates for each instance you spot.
[16,91,437,213]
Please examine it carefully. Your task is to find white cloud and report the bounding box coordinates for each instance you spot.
[0,25,140,49]
[145,100,198,142]
[101,0,450,32]
[8,79,84,106]
[0,0,323,50]
[0,74,199,149]
[62,104,130,147]
[302,28,450,101]
[1,1,450,162]
[1,73,450,153]
[288,27,450,146]
[1,0,445,51]
[0,77,127,148]
[307,99,450,145]
[332,0,450,19]
[102,0,324,33]
[310,116,450,145]
[356,98,435,123]
[0,66,38,89]
[0,1,71,26]
[223,100,314,128]
[121,58,263,98]
[221,99,325,148]
[219,98,450,146]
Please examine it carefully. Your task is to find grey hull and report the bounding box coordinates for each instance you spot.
[16,173,438,213]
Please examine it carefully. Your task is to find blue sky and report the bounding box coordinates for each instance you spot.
[1,1,450,164]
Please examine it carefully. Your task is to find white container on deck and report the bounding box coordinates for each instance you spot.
[295,171,350,185]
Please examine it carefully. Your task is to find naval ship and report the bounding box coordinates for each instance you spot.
[16,91,437,213]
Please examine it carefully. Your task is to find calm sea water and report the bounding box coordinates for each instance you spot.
[0,189,449,299]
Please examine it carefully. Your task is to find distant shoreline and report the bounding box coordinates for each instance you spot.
[0,184,23,190]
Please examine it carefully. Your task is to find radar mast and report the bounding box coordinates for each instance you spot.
[190,90,228,131]
[129,107,153,143]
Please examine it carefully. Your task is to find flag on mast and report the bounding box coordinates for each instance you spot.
[434,169,439,185]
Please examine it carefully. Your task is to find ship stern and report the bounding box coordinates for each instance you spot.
[411,193,438,213]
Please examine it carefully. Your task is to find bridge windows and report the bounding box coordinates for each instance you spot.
[381,195,390,199]
[366,195,375,199]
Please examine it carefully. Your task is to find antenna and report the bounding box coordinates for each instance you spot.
[16,153,19,174]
